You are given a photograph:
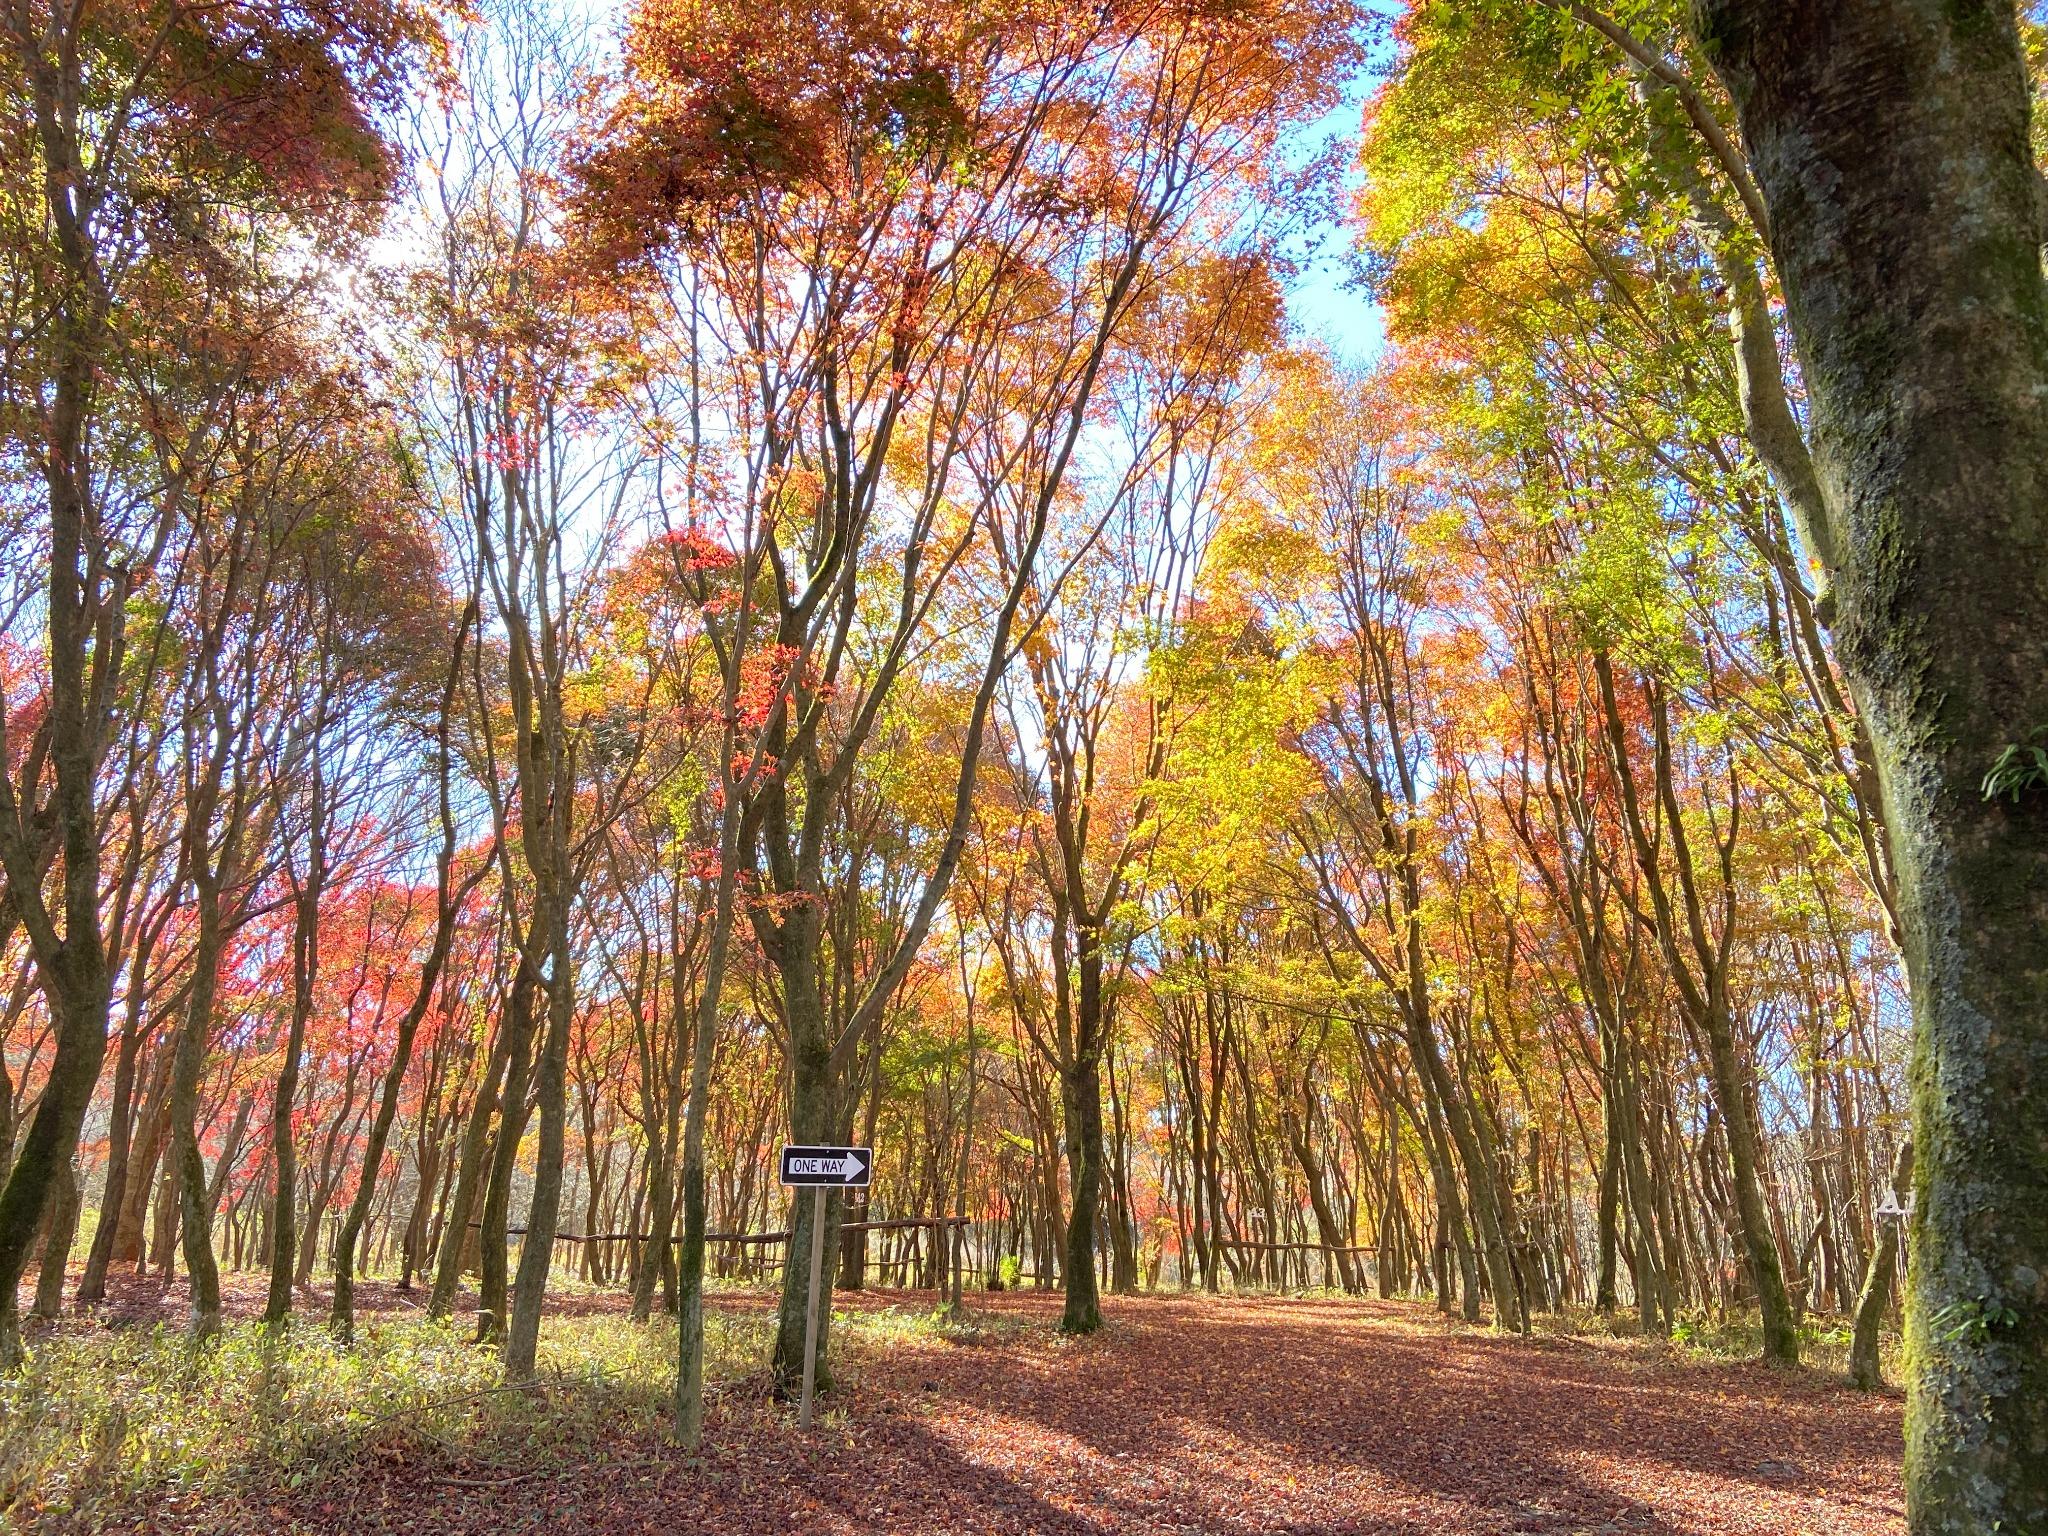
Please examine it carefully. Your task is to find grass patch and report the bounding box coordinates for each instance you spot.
[0,1307,771,1531]
[837,1301,1031,1351]
[1531,1303,1904,1381]
[0,1292,1044,1531]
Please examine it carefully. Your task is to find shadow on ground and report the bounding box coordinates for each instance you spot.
[23,1278,1903,1536]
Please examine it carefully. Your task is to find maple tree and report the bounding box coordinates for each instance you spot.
[0,0,432,1366]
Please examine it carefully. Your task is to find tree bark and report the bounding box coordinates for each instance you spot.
[505,914,575,1382]
[771,915,840,1396]
[1851,1139,1914,1391]
[1693,5,2048,1524]
[475,959,539,1342]
[332,916,466,1339]
[31,1158,79,1320]
[170,875,226,1341]
[76,987,152,1307]
[1595,1064,1621,1315]
[674,809,737,1446]
[265,797,323,1325]
[428,1023,512,1321]
[1594,656,1795,1361]
[1058,1038,1106,1334]
[0,54,121,1378]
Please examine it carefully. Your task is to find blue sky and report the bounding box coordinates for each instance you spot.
[1282,78,1387,364]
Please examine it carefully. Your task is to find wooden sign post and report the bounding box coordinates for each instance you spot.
[779,1144,874,1429]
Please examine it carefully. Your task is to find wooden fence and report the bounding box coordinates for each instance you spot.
[481,1215,972,1283]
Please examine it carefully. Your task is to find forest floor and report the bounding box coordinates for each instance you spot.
[0,1274,1904,1536]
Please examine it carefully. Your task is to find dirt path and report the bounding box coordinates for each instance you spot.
[270,1290,1903,1536]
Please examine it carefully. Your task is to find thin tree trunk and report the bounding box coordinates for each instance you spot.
[428,1023,512,1321]
[1850,1140,1913,1391]
[264,834,322,1325]
[475,960,539,1342]
[333,625,479,1340]
[170,877,226,1340]
[674,824,737,1446]
[505,917,574,1382]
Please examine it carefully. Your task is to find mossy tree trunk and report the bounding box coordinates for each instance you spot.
[0,1,127,1377]
[1694,4,2048,1526]
[476,961,539,1343]
[1058,988,1106,1336]
[31,1159,79,1320]
[769,906,841,1396]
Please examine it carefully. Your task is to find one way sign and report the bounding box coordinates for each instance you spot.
[780,1144,873,1188]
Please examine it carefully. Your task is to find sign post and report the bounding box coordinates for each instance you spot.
[779,1144,873,1430]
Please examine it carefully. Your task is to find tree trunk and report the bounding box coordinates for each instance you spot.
[771,915,839,1396]
[428,1024,512,1321]
[0,154,120,1377]
[170,879,225,1340]
[1851,1140,1914,1391]
[1059,1044,1106,1334]
[264,877,319,1325]
[1287,1107,1360,1295]
[1104,1044,1140,1296]
[1694,5,2048,1526]
[111,1050,174,1268]
[674,822,735,1446]
[333,978,441,1339]
[1595,1083,1622,1316]
[334,688,475,1340]
[1615,1039,1671,1335]
[1594,657,1793,1359]
[949,992,978,1310]
[475,961,539,1342]
[1409,1022,1517,1329]
[31,1158,79,1319]
[1056,923,1110,1334]
[77,967,155,1308]
[505,916,575,1382]
[1415,1087,1479,1322]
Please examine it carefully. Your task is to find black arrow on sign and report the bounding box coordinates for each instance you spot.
[780,1145,874,1187]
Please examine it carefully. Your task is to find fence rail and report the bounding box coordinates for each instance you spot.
[481,1215,972,1246]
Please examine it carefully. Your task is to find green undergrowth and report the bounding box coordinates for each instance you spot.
[0,1301,998,1533]
[852,1300,1032,1349]
[1532,1303,1905,1382]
